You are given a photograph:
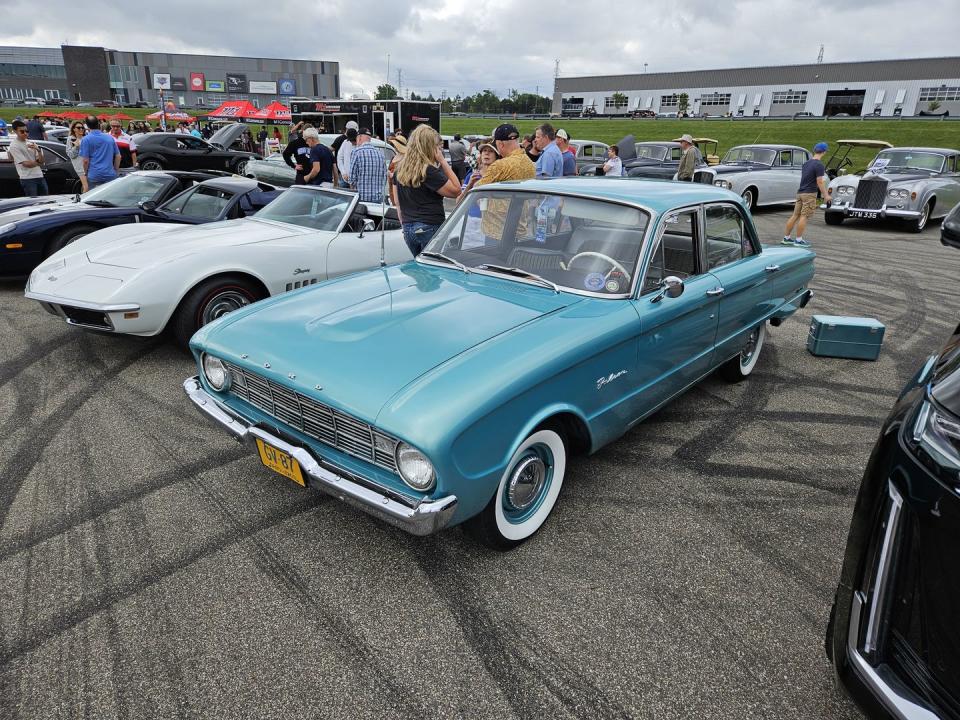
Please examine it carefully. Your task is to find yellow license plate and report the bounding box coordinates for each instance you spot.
[255,439,306,487]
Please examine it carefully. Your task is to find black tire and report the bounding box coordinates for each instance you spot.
[719,324,766,383]
[905,201,932,233]
[824,211,844,226]
[45,224,96,258]
[170,275,263,349]
[463,423,567,550]
[741,187,757,210]
[233,159,248,175]
[140,158,165,171]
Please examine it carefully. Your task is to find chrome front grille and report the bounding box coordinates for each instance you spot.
[854,177,888,210]
[225,362,399,474]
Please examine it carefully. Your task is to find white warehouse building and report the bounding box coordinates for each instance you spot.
[552,57,960,118]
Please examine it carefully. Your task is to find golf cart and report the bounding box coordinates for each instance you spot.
[825,139,893,179]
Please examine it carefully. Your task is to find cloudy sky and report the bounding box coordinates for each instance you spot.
[3,0,958,98]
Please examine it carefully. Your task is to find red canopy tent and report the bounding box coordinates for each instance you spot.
[60,111,87,120]
[249,101,291,125]
[145,109,193,122]
[109,113,134,121]
[38,111,61,118]
[207,100,260,120]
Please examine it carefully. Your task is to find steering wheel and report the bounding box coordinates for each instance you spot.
[563,251,632,284]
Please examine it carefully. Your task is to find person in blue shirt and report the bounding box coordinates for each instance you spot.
[533,123,564,178]
[302,128,336,186]
[783,142,828,248]
[78,115,120,188]
[0,119,7,137]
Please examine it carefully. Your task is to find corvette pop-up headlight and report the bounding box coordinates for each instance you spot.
[201,353,231,392]
[911,400,960,475]
[396,442,435,491]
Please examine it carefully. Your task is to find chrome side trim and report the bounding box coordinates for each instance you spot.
[23,290,140,313]
[845,480,939,720]
[183,377,458,536]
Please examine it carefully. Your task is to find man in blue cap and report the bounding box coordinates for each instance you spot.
[783,141,828,247]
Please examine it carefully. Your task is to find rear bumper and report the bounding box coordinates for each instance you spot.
[183,377,458,536]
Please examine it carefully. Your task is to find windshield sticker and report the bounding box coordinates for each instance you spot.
[604,279,620,293]
[869,158,890,173]
[584,272,605,291]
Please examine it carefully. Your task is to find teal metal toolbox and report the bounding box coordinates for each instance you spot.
[807,315,886,360]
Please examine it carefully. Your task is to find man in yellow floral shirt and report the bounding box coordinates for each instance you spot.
[477,123,535,240]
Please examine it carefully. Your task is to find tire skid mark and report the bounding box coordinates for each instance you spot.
[0,497,323,668]
[0,448,247,562]
[0,331,80,388]
[0,340,163,533]
[415,544,636,720]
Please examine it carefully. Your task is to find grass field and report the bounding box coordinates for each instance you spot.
[442,117,960,169]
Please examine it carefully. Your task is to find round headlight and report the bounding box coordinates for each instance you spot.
[202,353,231,391]
[714,179,729,188]
[396,442,435,491]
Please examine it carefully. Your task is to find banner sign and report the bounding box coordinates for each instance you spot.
[171,77,187,91]
[249,81,277,95]
[311,103,340,111]
[205,80,225,92]
[278,78,297,96]
[152,73,171,90]
[226,74,247,93]
[190,72,205,91]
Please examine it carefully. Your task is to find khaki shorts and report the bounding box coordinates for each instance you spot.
[793,193,818,218]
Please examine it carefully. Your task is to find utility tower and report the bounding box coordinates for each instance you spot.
[817,45,824,64]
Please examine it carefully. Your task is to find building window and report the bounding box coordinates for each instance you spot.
[772,90,808,104]
[604,95,628,109]
[919,86,960,102]
[43,89,61,100]
[699,93,731,107]
[562,97,584,112]
[660,94,679,108]
[108,65,139,84]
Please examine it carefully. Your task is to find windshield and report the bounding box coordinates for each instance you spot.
[634,145,668,161]
[421,190,650,297]
[82,174,171,205]
[721,147,776,166]
[161,185,235,218]
[253,187,353,231]
[869,150,945,173]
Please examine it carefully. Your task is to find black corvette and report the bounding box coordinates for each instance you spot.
[0,172,280,276]
[580,137,706,178]
[827,321,960,718]
[0,137,81,197]
[133,132,260,175]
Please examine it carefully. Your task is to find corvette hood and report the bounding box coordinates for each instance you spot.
[198,263,579,423]
[83,218,304,269]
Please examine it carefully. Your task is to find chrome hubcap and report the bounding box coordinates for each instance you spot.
[741,328,759,366]
[235,161,247,174]
[506,455,547,511]
[743,190,752,206]
[142,161,162,170]
[919,205,929,229]
[202,291,251,325]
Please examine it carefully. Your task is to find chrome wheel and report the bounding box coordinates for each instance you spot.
[917,203,930,232]
[505,453,549,518]
[741,327,761,369]
[741,188,755,208]
[200,289,252,325]
[140,160,163,171]
[234,160,248,175]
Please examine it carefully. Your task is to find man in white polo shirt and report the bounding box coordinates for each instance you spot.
[8,119,47,196]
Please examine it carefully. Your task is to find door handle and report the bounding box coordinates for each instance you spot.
[705,287,725,297]
[765,264,781,272]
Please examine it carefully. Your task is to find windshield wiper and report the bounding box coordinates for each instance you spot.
[419,251,469,273]
[477,264,560,293]
[84,200,115,207]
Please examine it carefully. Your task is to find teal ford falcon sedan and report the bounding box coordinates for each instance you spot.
[184,178,815,549]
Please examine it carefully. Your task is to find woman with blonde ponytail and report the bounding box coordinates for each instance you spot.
[391,124,461,255]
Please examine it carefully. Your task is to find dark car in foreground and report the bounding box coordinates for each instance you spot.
[827,321,960,719]
[0,172,280,276]
[0,138,81,197]
[132,132,260,175]
[940,201,959,249]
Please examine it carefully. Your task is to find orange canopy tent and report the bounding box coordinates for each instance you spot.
[207,100,260,120]
[249,101,291,124]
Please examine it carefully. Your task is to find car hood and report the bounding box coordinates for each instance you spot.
[0,194,75,215]
[711,163,771,175]
[209,123,247,150]
[864,171,933,185]
[82,217,304,269]
[932,322,960,417]
[197,263,579,424]
[0,198,102,223]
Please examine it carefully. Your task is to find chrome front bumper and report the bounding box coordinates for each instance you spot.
[825,202,922,219]
[183,377,458,536]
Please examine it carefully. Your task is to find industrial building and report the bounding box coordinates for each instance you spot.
[0,45,339,108]
[552,57,960,117]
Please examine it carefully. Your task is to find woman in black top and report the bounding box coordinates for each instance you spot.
[390,124,461,256]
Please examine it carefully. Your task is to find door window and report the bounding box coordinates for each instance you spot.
[642,209,699,294]
[777,150,793,166]
[704,204,754,270]
[163,186,233,218]
[670,148,682,161]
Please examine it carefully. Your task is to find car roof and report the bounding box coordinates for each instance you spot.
[196,176,263,192]
[478,177,741,213]
[885,147,959,155]
[638,141,679,147]
[729,144,807,151]
[570,140,606,146]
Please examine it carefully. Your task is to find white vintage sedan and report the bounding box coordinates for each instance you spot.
[25,186,411,347]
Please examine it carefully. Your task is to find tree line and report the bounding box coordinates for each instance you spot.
[374,85,553,114]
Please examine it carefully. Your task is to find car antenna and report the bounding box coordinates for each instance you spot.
[379,194,386,267]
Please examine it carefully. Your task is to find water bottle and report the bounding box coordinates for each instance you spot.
[535,202,547,244]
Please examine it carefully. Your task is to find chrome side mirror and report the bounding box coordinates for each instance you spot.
[359,218,376,237]
[650,275,685,303]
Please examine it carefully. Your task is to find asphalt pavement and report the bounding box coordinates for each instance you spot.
[1,206,958,719]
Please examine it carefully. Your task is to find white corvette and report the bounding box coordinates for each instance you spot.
[25,186,412,347]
